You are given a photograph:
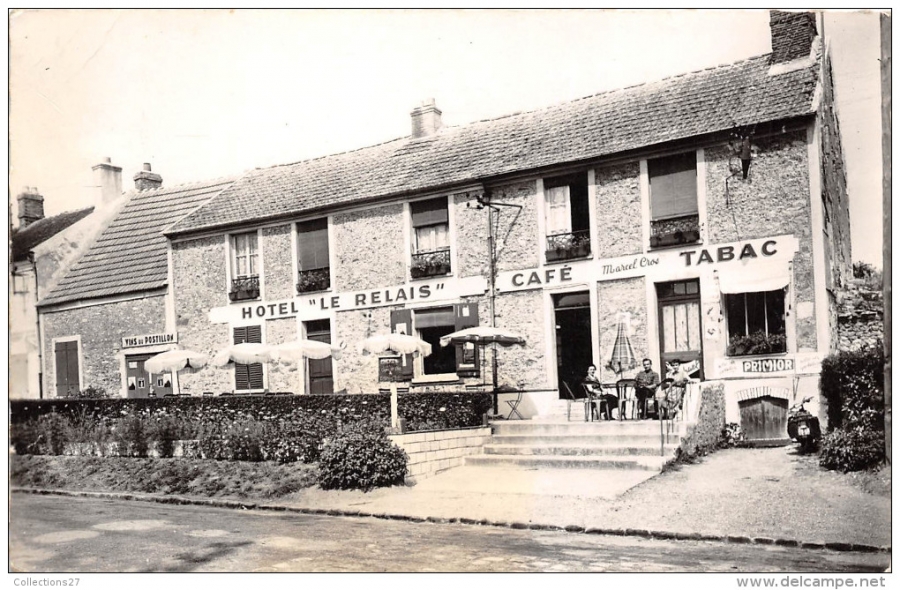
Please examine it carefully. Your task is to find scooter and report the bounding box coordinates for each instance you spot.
[787,396,821,452]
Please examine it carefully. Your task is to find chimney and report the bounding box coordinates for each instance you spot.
[410,99,443,139]
[769,10,818,65]
[133,162,163,191]
[92,157,123,206]
[17,187,44,228]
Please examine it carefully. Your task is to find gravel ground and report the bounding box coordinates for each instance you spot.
[277,447,891,548]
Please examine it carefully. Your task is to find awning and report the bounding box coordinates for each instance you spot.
[716,262,791,294]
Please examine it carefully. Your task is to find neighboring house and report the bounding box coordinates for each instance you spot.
[41,12,852,442]
[37,164,236,398]
[10,157,131,399]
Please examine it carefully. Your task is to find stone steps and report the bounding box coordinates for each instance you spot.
[465,453,668,471]
[483,443,679,457]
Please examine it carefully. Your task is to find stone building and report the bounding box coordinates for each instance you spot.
[39,12,851,440]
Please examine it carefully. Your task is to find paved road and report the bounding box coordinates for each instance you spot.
[9,494,889,573]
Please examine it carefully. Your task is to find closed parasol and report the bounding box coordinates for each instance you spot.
[607,312,637,378]
[359,333,432,429]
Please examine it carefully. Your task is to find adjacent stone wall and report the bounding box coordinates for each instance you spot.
[389,426,491,480]
[594,161,642,257]
[597,277,648,377]
[172,235,231,393]
[494,289,549,389]
[41,295,167,397]
[454,190,490,278]
[266,317,301,392]
[492,180,539,273]
[262,224,293,301]
[705,132,818,351]
[333,203,405,291]
[838,278,884,351]
[678,380,726,457]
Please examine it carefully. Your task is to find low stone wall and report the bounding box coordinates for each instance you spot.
[389,427,491,480]
[679,381,726,457]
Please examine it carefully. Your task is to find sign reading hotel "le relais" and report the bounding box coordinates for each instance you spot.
[496,234,799,293]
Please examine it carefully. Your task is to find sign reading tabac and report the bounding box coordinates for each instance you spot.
[122,333,177,348]
[496,234,798,293]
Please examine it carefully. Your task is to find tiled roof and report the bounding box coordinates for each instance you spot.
[39,178,236,307]
[168,53,819,236]
[11,207,95,262]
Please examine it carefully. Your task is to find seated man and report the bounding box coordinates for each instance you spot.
[633,358,660,419]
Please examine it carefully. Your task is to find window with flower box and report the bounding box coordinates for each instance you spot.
[230,232,259,301]
[543,172,590,262]
[648,152,700,248]
[725,290,787,356]
[410,197,451,279]
[297,218,331,294]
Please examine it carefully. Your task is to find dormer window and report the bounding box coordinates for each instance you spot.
[648,152,700,248]
[410,197,451,279]
[297,218,331,294]
[230,232,259,301]
[544,173,590,262]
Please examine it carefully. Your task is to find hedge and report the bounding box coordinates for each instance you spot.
[819,344,885,431]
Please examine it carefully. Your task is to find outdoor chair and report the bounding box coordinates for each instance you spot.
[505,390,524,420]
[615,379,637,420]
[563,381,595,422]
[583,382,610,420]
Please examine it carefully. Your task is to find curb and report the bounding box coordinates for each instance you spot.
[11,487,891,555]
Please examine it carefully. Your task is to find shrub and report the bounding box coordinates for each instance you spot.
[819,427,884,472]
[720,422,745,448]
[112,415,150,458]
[149,415,182,458]
[726,331,787,357]
[317,421,408,491]
[262,422,321,464]
[77,386,109,399]
[398,392,492,432]
[820,346,885,431]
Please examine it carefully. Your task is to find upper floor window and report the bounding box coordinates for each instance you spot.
[230,232,259,301]
[648,152,700,248]
[544,173,590,262]
[410,197,451,279]
[297,218,331,294]
[725,290,787,357]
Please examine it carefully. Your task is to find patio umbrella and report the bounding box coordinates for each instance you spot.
[607,312,637,378]
[211,342,277,366]
[272,339,346,362]
[359,333,432,429]
[439,326,526,414]
[144,349,208,373]
[144,349,209,395]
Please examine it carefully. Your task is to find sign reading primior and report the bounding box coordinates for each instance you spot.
[122,333,177,348]
[742,358,795,373]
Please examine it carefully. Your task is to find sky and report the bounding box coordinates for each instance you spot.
[8,9,886,265]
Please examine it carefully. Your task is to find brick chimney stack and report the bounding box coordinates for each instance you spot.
[92,157,123,206]
[769,10,818,65]
[133,163,163,191]
[410,99,443,139]
[17,186,45,228]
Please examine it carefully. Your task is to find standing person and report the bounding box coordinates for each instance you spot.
[634,358,660,419]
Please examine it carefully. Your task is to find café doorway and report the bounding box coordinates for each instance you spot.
[553,291,593,398]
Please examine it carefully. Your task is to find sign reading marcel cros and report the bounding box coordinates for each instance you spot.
[122,333,177,348]
[496,234,798,293]
[208,276,488,324]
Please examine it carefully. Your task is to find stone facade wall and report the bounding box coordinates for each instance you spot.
[838,278,884,351]
[492,180,539,273]
[678,380,726,457]
[705,132,818,351]
[597,277,648,377]
[41,295,167,397]
[333,306,395,394]
[262,224,294,301]
[172,235,232,393]
[594,161,643,257]
[333,203,405,291]
[389,426,492,480]
[454,190,490,278]
[266,317,301,392]
[494,289,549,389]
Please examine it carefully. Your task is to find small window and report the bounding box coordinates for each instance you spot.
[725,290,787,357]
[12,273,29,294]
[648,153,700,248]
[410,197,451,279]
[544,173,590,262]
[230,232,260,301]
[297,219,331,293]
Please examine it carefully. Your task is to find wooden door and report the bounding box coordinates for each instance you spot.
[739,396,789,441]
[54,340,80,397]
[657,280,704,379]
[305,319,334,394]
